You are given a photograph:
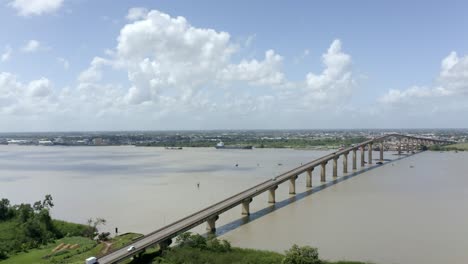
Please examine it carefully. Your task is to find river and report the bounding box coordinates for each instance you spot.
[0,145,467,263]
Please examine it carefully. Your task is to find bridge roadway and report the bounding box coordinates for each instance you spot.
[97,133,451,264]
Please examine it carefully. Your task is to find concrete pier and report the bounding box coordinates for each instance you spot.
[321,162,327,182]
[398,140,402,155]
[268,186,278,203]
[368,143,373,165]
[241,198,252,215]
[361,146,365,167]
[289,175,298,194]
[352,149,357,170]
[343,152,348,173]
[380,142,384,161]
[306,168,313,188]
[333,157,338,177]
[206,215,219,233]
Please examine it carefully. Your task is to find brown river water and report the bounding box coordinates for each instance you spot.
[0,145,467,263]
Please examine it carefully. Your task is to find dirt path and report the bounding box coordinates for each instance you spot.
[101,241,113,255]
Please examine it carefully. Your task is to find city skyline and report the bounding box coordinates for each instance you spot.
[1,0,468,131]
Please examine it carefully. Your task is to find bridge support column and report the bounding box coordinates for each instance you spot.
[306,168,313,188]
[398,139,402,155]
[241,198,252,215]
[321,162,327,182]
[352,149,357,170]
[333,157,338,178]
[380,142,384,161]
[360,146,365,167]
[368,143,373,165]
[268,186,278,203]
[206,215,219,233]
[343,152,348,173]
[159,239,172,251]
[289,175,298,194]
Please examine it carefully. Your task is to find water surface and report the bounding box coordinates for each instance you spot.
[1,145,466,264]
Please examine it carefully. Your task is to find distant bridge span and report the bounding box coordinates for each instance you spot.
[97,133,452,264]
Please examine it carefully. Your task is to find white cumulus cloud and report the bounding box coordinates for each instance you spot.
[305,39,355,102]
[379,51,468,105]
[27,78,53,97]
[1,46,12,62]
[22,40,41,53]
[126,7,148,21]
[9,0,64,16]
[91,9,292,105]
[219,49,285,85]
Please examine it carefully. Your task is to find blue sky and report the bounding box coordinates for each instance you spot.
[1,0,468,131]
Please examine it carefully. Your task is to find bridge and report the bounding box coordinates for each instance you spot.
[96,133,452,264]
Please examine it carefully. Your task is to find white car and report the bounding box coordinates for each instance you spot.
[127,245,136,252]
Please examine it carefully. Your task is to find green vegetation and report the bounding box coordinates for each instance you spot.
[0,195,107,261]
[0,233,142,264]
[1,197,372,264]
[143,233,371,264]
[429,143,468,151]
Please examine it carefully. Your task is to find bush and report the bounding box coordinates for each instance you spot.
[282,244,321,264]
[174,232,232,252]
[53,220,88,237]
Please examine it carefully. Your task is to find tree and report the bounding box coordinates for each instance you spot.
[84,218,107,239]
[0,199,11,220]
[282,244,321,264]
[17,204,34,223]
[42,194,54,209]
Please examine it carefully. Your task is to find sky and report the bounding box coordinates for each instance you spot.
[1,0,468,131]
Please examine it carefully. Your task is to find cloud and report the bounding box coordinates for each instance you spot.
[244,34,256,47]
[27,78,52,97]
[79,9,292,105]
[8,0,64,16]
[379,51,468,105]
[294,49,310,64]
[126,7,148,21]
[57,57,69,70]
[22,40,41,53]
[304,39,355,102]
[1,46,12,62]
[0,72,55,116]
[219,49,285,85]
[77,57,111,83]
[70,10,360,129]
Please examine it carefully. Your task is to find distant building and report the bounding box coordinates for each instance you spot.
[38,140,53,146]
[54,137,65,144]
[92,138,104,145]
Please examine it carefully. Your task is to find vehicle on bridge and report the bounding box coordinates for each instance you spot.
[127,245,136,252]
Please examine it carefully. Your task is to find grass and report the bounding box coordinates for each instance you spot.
[1,236,96,264]
[430,143,468,151]
[0,233,142,264]
[446,143,468,150]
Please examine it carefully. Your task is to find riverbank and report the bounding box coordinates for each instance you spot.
[1,231,371,264]
[429,142,468,151]
[0,233,141,264]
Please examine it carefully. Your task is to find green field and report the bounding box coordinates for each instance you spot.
[430,143,468,151]
[446,143,468,150]
[0,233,141,264]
